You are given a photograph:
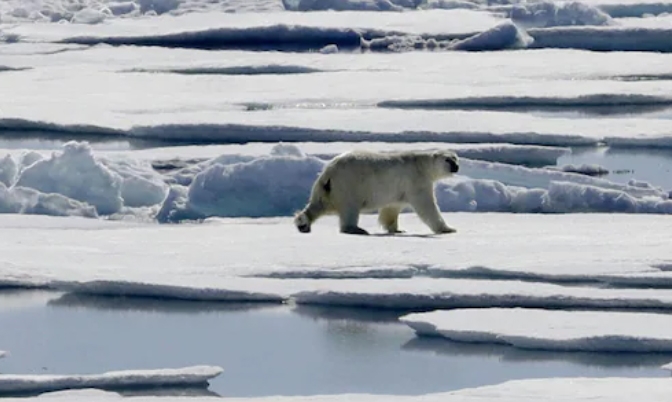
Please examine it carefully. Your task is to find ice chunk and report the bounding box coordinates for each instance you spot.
[401,308,672,352]
[319,44,339,53]
[100,158,168,208]
[0,183,97,218]
[15,142,123,215]
[185,153,324,218]
[501,1,613,28]
[450,21,534,51]
[0,154,17,187]
[528,25,672,52]
[0,365,223,395]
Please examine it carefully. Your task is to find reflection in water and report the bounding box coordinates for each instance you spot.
[1,291,670,398]
[1,385,221,399]
[48,292,280,315]
[403,337,672,369]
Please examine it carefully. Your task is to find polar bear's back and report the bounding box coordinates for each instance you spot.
[320,150,437,209]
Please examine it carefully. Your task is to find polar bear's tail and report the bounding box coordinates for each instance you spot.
[294,175,332,234]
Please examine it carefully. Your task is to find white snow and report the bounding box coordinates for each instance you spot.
[0,365,223,395]
[0,142,168,217]
[118,142,569,167]
[400,308,672,352]
[0,0,285,24]
[0,213,671,296]
[1,9,499,41]
[3,44,672,148]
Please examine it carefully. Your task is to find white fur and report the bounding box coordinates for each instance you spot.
[294,149,460,235]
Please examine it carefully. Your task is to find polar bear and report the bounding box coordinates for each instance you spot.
[294,149,460,235]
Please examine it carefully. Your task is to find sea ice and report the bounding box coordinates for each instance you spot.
[400,308,672,352]
[3,377,672,401]
[0,213,670,297]
[0,365,223,395]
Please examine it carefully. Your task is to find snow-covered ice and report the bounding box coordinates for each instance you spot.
[119,142,570,167]
[0,365,223,395]
[0,213,671,302]
[3,377,672,401]
[3,44,672,148]
[400,308,672,352]
[1,9,499,43]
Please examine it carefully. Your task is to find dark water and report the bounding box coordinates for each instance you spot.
[0,291,670,398]
[558,146,672,190]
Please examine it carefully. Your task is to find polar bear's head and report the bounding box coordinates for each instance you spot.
[429,150,459,179]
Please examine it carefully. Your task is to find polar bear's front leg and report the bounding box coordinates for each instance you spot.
[338,203,369,235]
[409,188,456,234]
[378,205,403,234]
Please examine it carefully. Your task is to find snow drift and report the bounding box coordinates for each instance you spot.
[0,142,668,221]
[0,365,223,395]
[158,144,670,221]
[0,142,167,218]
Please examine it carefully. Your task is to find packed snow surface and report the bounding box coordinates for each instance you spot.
[5,377,672,401]
[3,45,672,148]
[6,6,672,52]
[0,365,223,395]
[401,308,672,352]
[0,213,671,303]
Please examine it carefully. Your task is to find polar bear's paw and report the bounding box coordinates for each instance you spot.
[435,226,457,234]
[341,226,370,236]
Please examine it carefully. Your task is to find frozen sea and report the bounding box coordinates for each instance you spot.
[3,0,672,400]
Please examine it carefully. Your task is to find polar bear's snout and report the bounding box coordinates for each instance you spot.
[446,156,459,173]
[294,213,312,233]
[448,159,460,173]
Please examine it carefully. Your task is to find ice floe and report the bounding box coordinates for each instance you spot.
[400,308,672,352]
[0,365,223,395]
[3,376,672,401]
[0,213,670,294]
